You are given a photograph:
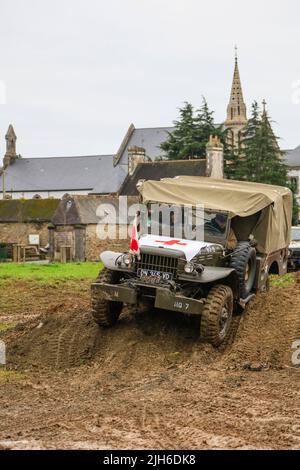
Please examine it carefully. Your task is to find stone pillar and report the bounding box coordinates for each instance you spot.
[128,146,146,176]
[206,136,224,179]
[3,124,17,169]
[74,224,86,262]
[48,224,55,261]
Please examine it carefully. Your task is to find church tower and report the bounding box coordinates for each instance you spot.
[225,48,247,148]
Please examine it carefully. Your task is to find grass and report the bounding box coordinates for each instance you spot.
[0,322,17,333]
[0,262,102,281]
[0,368,25,384]
[270,273,295,288]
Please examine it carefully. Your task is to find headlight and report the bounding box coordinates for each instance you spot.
[184,262,195,274]
[123,253,134,266]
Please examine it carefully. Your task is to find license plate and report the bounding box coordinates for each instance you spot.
[137,269,173,284]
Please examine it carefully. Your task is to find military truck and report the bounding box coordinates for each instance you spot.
[288,226,300,271]
[91,177,292,347]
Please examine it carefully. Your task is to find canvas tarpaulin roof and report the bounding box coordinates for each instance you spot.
[138,176,292,254]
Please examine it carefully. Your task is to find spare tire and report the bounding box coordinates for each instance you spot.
[230,242,257,299]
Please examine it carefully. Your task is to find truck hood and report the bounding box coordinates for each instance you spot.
[139,234,221,262]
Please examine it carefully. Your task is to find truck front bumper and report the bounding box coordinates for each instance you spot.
[91,282,205,316]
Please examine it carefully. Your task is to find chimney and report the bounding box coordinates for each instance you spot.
[3,124,17,169]
[206,135,224,179]
[128,146,146,175]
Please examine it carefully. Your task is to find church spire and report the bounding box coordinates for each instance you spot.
[226,48,247,125]
[225,49,247,149]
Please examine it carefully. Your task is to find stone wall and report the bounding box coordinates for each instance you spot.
[85,224,130,261]
[0,222,49,246]
[50,224,130,262]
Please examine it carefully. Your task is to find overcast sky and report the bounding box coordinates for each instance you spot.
[0,0,299,158]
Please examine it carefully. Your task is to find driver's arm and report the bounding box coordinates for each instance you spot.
[227,227,238,250]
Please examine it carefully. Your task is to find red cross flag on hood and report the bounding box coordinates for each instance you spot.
[139,234,218,262]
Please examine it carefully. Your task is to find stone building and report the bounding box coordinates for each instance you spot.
[49,196,138,262]
[0,198,59,249]
[0,126,126,199]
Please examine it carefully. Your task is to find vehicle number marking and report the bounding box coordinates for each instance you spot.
[174,301,190,311]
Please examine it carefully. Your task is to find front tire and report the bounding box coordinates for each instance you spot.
[200,285,234,347]
[91,268,123,327]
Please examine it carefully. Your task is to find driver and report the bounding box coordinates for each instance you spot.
[205,213,227,235]
[205,213,237,250]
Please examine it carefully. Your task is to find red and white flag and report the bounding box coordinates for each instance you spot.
[130,214,140,256]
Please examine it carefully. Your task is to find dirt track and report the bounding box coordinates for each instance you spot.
[0,276,300,450]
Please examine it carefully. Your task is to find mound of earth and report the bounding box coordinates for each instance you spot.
[221,275,300,369]
[4,273,300,373]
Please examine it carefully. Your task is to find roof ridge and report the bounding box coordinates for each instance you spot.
[135,126,174,131]
[21,155,114,160]
[138,158,206,165]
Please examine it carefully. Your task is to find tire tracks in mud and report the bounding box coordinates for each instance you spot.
[220,273,300,369]
[46,311,98,369]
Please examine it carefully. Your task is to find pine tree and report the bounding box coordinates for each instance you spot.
[223,129,241,179]
[233,101,299,221]
[194,98,222,157]
[234,102,287,186]
[160,98,218,160]
[289,180,299,225]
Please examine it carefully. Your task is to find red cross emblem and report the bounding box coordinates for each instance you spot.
[155,239,187,246]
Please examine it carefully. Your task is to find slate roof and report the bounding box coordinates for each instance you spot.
[0,155,127,194]
[0,199,60,223]
[115,126,174,167]
[120,159,207,196]
[284,146,300,168]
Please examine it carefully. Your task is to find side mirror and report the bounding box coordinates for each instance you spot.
[249,235,258,247]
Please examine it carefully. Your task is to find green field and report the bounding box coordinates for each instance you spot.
[0,262,102,281]
[269,273,295,288]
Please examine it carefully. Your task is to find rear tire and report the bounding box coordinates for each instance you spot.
[200,285,233,347]
[230,242,256,299]
[91,268,123,327]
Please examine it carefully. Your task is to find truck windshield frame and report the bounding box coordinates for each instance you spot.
[142,203,230,246]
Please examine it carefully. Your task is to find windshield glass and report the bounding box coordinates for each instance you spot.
[292,227,300,241]
[142,204,229,245]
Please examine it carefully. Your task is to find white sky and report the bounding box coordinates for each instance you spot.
[0,0,299,157]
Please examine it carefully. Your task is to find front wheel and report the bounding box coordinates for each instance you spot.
[91,268,123,327]
[200,285,234,347]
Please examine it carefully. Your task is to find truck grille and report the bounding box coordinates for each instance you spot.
[136,253,178,277]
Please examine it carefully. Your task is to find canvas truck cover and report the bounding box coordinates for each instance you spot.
[138,176,292,254]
